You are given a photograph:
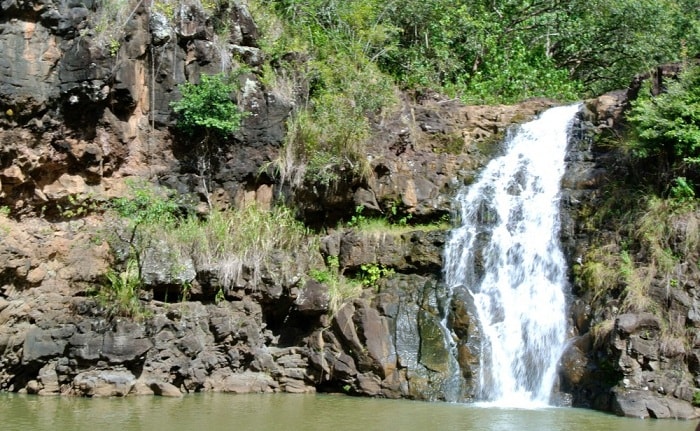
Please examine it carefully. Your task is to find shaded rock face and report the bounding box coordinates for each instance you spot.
[558,83,700,419]
[2,0,670,416]
[0,0,290,215]
[0,222,459,399]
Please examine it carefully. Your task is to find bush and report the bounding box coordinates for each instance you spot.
[628,64,700,195]
[171,73,244,138]
[100,257,144,317]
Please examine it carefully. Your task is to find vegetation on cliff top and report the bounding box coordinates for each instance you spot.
[576,62,700,352]
[240,0,700,186]
[255,0,698,102]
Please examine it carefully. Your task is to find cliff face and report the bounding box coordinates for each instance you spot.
[3,0,696,419]
[560,82,700,419]
[0,0,556,402]
[0,0,289,213]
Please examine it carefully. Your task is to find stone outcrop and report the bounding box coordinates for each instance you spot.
[4,0,698,422]
[558,77,700,419]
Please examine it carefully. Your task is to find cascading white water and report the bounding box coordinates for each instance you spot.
[444,104,580,407]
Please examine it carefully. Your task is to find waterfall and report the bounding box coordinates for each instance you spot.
[444,104,580,407]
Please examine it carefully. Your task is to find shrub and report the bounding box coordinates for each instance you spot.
[100,257,144,317]
[171,73,244,138]
[310,255,364,316]
[628,64,700,195]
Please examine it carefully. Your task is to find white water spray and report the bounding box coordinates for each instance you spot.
[444,104,580,407]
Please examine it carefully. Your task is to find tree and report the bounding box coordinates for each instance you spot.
[171,73,244,207]
[628,63,700,196]
[171,73,244,138]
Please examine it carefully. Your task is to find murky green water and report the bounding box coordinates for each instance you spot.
[0,393,696,431]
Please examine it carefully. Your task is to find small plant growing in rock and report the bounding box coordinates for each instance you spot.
[171,73,244,138]
[693,390,700,407]
[358,263,394,290]
[171,73,245,207]
[101,257,143,317]
[310,255,363,316]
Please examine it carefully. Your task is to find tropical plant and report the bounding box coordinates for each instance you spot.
[171,73,244,138]
[171,72,245,206]
[100,257,144,317]
[627,63,700,196]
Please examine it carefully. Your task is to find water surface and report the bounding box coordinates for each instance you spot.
[1,393,696,431]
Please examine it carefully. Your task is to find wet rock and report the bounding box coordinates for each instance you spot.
[72,370,135,397]
[611,388,697,419]
[417,310,449,373]
[148,381,183,397]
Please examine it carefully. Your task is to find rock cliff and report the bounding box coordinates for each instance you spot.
[0,0,554,402]
[3,0,697,420]
[559,78,700,419]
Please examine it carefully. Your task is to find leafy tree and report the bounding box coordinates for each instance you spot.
[171,73,244,206]
[627,63,700,195]
[551,0,692,95]
[171,73,244,139]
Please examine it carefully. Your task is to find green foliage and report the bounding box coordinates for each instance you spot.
[108,39,120,57]
[576,190,698,317]
[555,0,692,95]
[152,0,177,19]
[310,255,339,284]
[170,203,310,288]
[693,390,700,407]
[388,202,412,226]
[347,205,368,228]
[0,206,10,217]
[105,180,312,304]
[669,177,696,203]
[265,0,698,103]
[100,258,144,317]
[259,0,397,187]
[628,64,700,195]
[57,194,100,220]
[376,0,584,102]
[110,181,180,228]
[310,254,364,315]
[171,73,244,138]
[358,263,394,290]
[215,287,225,304]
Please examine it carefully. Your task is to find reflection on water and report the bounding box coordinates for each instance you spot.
[1,393,697,431]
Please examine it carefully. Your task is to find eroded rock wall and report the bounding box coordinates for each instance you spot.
[0,0,582,408]
[559,83,700,419]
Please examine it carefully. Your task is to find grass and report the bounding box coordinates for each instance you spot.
[101,180,315,310]
[309,255,364,316]
[248,0,398,190]
[169,204,311,288]
[99,257,144,317]
[577,185,699,334]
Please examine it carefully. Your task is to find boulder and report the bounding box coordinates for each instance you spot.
[72,370,135,397]
[611,388,697,419]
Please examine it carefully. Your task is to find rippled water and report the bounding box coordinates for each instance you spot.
[1,393,696,431]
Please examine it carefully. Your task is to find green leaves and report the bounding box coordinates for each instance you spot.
[628,64,700,196]
[171,73,244,138]
[111,180,181,228]
[628,64,700,160]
